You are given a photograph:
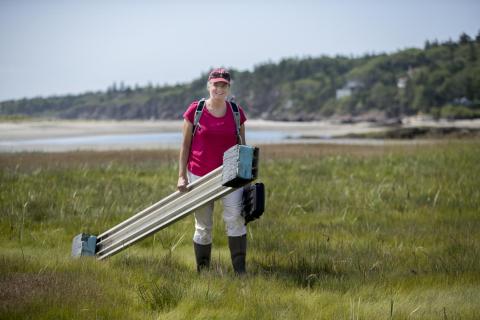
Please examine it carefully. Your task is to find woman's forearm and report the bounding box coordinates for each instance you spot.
[178,119,193,178]
[240,124,246,145]
[178,144,189,178]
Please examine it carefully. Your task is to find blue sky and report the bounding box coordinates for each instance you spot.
[1,0,479,101]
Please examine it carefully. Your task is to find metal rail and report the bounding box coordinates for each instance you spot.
[96,167,232,260]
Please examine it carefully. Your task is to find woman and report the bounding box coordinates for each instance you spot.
[177,68,248,274]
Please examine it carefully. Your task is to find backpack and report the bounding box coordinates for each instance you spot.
[192,98,242,144]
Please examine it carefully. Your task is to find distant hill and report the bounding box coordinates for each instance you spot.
[1,32,479,121]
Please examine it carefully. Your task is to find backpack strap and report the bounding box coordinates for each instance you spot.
[192,98,242,144]
[192,98,206,136]
[228,100,242,144]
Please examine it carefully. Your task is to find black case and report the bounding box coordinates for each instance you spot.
[241,183,265,225]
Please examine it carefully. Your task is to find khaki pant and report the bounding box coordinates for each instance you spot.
[188,171,246,245]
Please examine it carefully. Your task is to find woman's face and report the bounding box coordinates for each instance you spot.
[208,81,230,101]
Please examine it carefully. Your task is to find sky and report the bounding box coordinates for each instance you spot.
[1,0,479,102]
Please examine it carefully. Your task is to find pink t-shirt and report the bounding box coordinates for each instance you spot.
[184,100,247,176]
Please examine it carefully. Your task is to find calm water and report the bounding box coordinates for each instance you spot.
[0,130,426,152]
[0,131,298,151]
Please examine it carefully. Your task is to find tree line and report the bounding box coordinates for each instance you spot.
[1,31,479,121]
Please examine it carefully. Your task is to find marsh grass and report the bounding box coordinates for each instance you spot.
[1,142,479,319]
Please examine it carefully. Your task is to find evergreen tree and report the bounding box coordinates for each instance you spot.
[459,32,472,44]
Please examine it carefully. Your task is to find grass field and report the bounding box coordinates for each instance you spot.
[1,142,479,319]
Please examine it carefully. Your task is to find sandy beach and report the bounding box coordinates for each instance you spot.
[0,119,389,142]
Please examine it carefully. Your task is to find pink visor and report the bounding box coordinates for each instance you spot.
[208,68,230,84]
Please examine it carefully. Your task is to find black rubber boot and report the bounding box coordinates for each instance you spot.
[228,234,247,275]
[193,242,211,273]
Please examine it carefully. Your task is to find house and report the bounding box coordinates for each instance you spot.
[335,80,363,99]
[397,76,408,89]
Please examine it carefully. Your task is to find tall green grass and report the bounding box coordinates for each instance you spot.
[1,142,479,319]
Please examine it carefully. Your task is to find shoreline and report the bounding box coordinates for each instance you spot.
[1,119,479,153]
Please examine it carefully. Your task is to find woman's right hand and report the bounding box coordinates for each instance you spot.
[177,176,189,192]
